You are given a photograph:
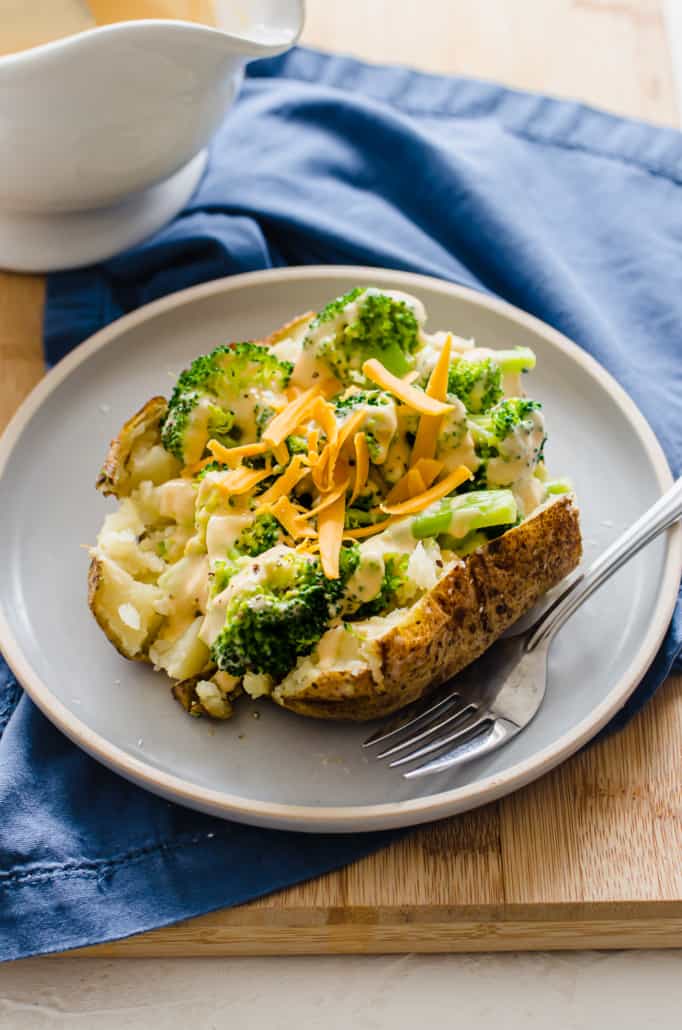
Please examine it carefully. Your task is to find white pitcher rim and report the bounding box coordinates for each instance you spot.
[0,13,303,68]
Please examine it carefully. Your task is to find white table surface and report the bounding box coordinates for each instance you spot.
[3,3,682,1025]
[1,952,682,1028]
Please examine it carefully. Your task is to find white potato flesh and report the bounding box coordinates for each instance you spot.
[93,555,165,656]
[148,616,210,681]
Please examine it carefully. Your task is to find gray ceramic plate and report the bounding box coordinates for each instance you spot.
[0,267,679,832]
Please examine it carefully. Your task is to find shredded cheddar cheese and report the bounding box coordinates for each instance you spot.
[212,465,273,497]
[273,440,290,466]
[407,468,427,497]
[342,518,398,539]
[318,493,346,578]
[380,465,473,516]
[182,454,216,477]
[410,333,452,466]
[257,455,308,506]
[301,480,350,521]
[362,358,453,415]
[262,384,322,447]
[384,457,444,506]
[269,496,315,541]
[207,439,268,468]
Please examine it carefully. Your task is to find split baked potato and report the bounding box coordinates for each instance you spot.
[89,287,581,721]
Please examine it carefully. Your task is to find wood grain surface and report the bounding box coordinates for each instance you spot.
[1,0,680,955]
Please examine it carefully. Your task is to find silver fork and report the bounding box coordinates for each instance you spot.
[363,478,682,779]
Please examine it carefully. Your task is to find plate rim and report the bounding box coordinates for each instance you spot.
[0,264,679,833]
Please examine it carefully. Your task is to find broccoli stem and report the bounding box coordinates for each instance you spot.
[491,346,536,374]
[411,489,518,539]
[545,477,572,495]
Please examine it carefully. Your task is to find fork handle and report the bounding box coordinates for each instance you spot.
[526,477,682,652]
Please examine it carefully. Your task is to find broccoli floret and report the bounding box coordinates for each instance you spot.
[161,342,293,464]
[211,557,242,596]
[447,358,502,413]
[352,553,410,619]
[469,399,546,483]
[235,513,283,557]
[490,398,542,439]
[333,389,392,414]
[254,403,276,435]
[469,398,543,453]
[286,434,309,455]
[210,546,360,680]
[195,460,228,479]
[324,544,361,610]
[305,288,421,383]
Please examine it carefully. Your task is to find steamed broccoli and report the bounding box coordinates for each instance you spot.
[447,357,503,413]
[210,545,360,680]
[161,342,293,464]
[195,460,228,479]
[304,288,421,383]
[333,390,392,414]
[235,513,283,557]
[351,553,410,619]
[469,398,543,456]
[468,399,546,486]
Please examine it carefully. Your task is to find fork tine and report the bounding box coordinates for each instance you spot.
[388,712,491,768]
[362,689,462,748]
[375,702,477,759]
[403,717,519,779]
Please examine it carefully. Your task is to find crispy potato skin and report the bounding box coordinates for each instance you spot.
[87,554,151,664]
[272,495,582,721]
[96,395,168,497]
[261,311,314,348]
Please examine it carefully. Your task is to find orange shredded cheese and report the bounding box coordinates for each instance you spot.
[342,518,398,539]
[273,440,290,466]
[317,407,366,493]
[362,358,453,415]
[407,468,427,497]
[410,333,452,466]
[350,432,369,503]
[383,477,410,507]
[182,454,216,477]
[318,493,346,579]
[212,465,273,497]
[206,439,268,468]
[334,408,366,454]
[412,457,443,488]
[301,480,350,521]
[262,384,322,447]
[383,457,444,506]
[307,428,320,456]
[269,496,315,541]
[257,455,308,506]
[311,397,338,447]
[380,465,473,516]
[312,448,331,492]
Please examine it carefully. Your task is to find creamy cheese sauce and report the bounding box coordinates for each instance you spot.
[154,554,209,640]
[486,410,545,487]
[349,399,398,464]
[157,477,197,526]
[205,513,252,561]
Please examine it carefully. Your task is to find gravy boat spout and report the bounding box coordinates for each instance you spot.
[0,3,304,272]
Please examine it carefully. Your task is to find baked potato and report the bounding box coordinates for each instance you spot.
[89,287,581,721]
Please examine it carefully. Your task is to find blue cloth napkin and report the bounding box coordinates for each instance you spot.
[2,47,681,962]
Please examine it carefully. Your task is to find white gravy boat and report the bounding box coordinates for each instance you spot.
[0,3,303,272]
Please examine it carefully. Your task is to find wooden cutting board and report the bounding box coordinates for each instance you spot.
[1,0,680,955]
